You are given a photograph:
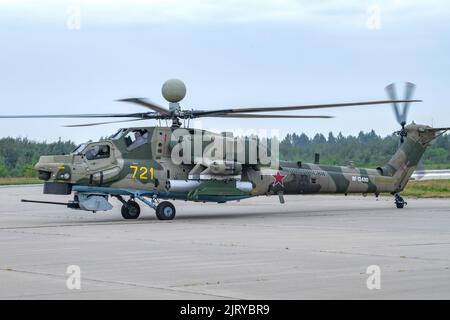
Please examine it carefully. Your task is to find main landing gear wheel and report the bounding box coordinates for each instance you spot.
[394,193,407,209]
[155,201,176,220]
[121,200,141,219]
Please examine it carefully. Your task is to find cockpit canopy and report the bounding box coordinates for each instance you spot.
[85,145,110,160]
[124,129,149,151]
[110,127,152,152]
[70,143,111,160]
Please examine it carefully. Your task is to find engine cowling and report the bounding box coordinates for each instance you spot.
[209,160,242,175]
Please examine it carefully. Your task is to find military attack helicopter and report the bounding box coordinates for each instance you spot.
[1,79,449,220]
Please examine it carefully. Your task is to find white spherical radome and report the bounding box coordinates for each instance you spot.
[161,79,186,103]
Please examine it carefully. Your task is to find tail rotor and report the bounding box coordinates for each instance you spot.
[386,82,416,144]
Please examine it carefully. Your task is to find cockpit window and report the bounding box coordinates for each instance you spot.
[71,143,87,155]
[110,128,126,140]
[124,129,149,151]
[85,145,110,160]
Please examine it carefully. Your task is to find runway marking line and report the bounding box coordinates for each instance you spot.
[0,267,241,300]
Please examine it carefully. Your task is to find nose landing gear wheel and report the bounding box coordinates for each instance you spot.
[121,200,141,219]
[155,201,176,220]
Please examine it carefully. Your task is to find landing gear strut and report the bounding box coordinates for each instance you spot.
[114,195,176,220]
[394,193,407,209]
[135,195,176,220]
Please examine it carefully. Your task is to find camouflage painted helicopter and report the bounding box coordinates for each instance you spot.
[1,80,449,220]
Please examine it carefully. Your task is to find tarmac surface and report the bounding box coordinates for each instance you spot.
[0,185,449,299]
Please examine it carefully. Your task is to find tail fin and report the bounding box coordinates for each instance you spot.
[380,123,436,192]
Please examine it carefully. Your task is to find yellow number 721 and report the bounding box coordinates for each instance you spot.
[130,166,155,180]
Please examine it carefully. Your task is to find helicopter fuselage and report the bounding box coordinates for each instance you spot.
[34,124,432,213]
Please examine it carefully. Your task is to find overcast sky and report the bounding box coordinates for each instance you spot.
[0,0,449,143]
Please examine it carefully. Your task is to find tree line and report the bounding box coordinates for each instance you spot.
[0,131,449,178]
[280,131,450,169]
[0,138,76,177]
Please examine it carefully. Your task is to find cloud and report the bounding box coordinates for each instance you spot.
[0,0,449,26]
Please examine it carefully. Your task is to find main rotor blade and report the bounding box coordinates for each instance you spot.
[117,98,171,116]
[63,118,149,127]
[425,127,450,132]
[0,113,152,119]
[204,114,334,119]
[192,99,421,117]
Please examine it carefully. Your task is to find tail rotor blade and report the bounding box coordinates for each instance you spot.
[402,82,416,123]
[385,83,402,125]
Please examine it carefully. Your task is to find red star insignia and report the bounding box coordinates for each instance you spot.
[272,171,286,186]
